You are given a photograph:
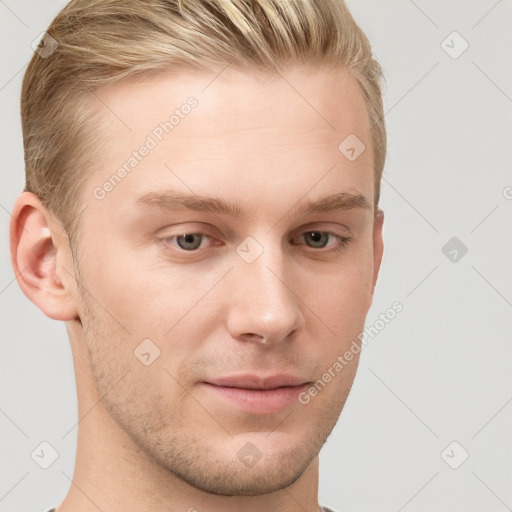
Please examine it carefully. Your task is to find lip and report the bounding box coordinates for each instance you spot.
[202,374,309,415]
[206,373,308,390]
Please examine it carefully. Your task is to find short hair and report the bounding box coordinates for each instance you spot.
[21,0,386,243]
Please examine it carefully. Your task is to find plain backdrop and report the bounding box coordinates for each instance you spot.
[1,1,511,511]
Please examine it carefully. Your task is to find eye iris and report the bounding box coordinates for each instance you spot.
[177,233,202,250]
[305,231,328,248]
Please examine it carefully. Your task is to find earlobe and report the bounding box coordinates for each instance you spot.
[9,191,79,321]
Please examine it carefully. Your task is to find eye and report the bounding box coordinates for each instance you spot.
[294,231,351,251]
[303,231,330,248]
[165,233,210,251]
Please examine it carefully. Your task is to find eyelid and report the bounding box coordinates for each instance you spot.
[156,222,218,236]
[295,221,351,235]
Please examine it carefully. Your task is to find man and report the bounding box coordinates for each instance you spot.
[10,1,386,511]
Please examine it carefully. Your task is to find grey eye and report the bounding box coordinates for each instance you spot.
[176,233,203,250]
[303,231,329,248]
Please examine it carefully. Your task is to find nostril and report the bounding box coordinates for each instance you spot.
[241,333,266,343]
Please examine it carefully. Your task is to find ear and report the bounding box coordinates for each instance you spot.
[371,208,384,296]
[9,191,80,321]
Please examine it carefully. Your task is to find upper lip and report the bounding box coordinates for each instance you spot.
[205,374,309,390]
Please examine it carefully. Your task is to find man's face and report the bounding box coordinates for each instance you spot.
[71,64,382,495]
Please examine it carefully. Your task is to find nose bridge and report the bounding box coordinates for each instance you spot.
[226,238,304,343]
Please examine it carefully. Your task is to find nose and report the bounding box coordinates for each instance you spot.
[225,243,305,345]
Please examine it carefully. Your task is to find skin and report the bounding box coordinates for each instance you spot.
[10,63,383,512]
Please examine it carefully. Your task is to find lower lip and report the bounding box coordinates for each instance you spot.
[202,383,309,414]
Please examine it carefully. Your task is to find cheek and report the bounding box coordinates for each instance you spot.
[80,283,194,427]
[300,254,375,337]
[82,246,224,369]
[81,243,176,331]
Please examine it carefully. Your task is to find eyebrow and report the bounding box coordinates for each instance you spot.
[135,190,371,218]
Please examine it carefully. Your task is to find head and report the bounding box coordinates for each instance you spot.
[12,0,386,497]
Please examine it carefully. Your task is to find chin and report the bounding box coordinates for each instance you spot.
[176,458,309,496]
[156,433,322,496]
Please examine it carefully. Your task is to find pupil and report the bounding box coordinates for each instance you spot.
[307,231,327,248]
[178,234,201,250]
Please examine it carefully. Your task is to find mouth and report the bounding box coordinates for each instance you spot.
[202,374,310,414]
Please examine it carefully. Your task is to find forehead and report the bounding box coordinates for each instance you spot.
[83,63,374,216]
[95,63,370,139]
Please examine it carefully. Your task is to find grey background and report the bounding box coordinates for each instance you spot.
[1,1,511,511]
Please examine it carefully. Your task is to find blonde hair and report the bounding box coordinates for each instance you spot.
[21,0,386,243]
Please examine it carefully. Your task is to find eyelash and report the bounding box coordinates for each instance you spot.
[159,231,352,254]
